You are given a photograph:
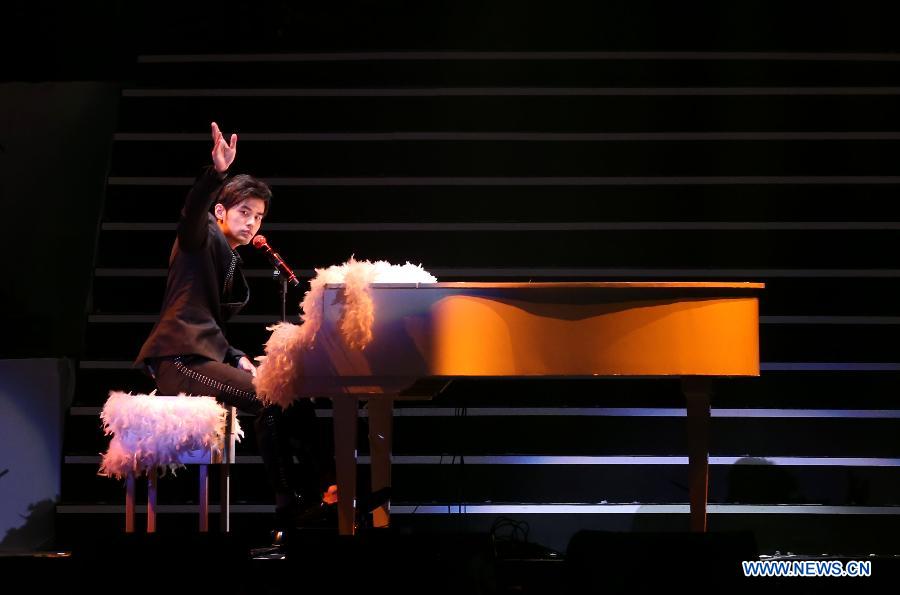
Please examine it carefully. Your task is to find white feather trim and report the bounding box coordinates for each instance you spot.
[98,391,243,480]
[254,257,437,408]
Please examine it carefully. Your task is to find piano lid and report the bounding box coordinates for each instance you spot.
[276,282,764,398]
[325,281,765,290]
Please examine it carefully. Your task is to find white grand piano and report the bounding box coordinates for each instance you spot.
[290,282,763,535]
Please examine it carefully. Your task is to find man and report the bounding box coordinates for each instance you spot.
[135,122,331,528]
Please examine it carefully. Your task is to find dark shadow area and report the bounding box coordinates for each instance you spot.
[566,529,758,591]
[0,499,56,552]
[0,84,119,358]
[726,457,805,504]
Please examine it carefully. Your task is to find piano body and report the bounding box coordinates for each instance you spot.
[290,282,763,535]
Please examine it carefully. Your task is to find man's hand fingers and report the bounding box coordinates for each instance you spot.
[238,356,257,376]
[211,121,220,141]
[229,133,238,151]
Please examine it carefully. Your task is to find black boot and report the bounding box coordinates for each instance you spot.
[275,493,337,529]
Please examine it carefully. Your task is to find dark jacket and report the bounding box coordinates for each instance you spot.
[135,166,249,367]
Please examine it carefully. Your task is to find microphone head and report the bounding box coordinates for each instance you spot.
[251,235,268,250]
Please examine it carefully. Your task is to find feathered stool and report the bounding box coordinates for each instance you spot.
[98,392,242,533]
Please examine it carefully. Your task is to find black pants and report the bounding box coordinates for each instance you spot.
[152,355,331,503]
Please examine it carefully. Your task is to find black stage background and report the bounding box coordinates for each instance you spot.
[2,2,900,592]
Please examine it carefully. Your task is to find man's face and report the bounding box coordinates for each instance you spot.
[215,197,266,248]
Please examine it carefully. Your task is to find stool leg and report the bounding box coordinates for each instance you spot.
[219,407,235,533]
[199,464,209,532]
[147,467,158,533]
[125,472,135,533]
[220,462,231,533]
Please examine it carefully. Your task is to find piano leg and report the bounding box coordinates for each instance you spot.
[125,472,135,533]
[368,398,394,528]
[682,377,712,533]
[332,396,359,535]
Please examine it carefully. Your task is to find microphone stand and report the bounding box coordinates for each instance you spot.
[271,269,288,323]
[254,236,298,323]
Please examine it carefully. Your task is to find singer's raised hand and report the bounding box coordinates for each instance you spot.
[211,121,237,173]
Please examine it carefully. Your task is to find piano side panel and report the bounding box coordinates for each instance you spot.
[430,294,759,377]
[300,288,759,390]
[292,287,438,395]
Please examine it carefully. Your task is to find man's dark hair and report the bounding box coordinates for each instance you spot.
[217,174,272,215]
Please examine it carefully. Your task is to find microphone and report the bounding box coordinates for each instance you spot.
[252,235,300,287]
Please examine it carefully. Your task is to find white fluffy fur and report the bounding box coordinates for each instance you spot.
[98,391,243,479]
[254,257,437,408]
